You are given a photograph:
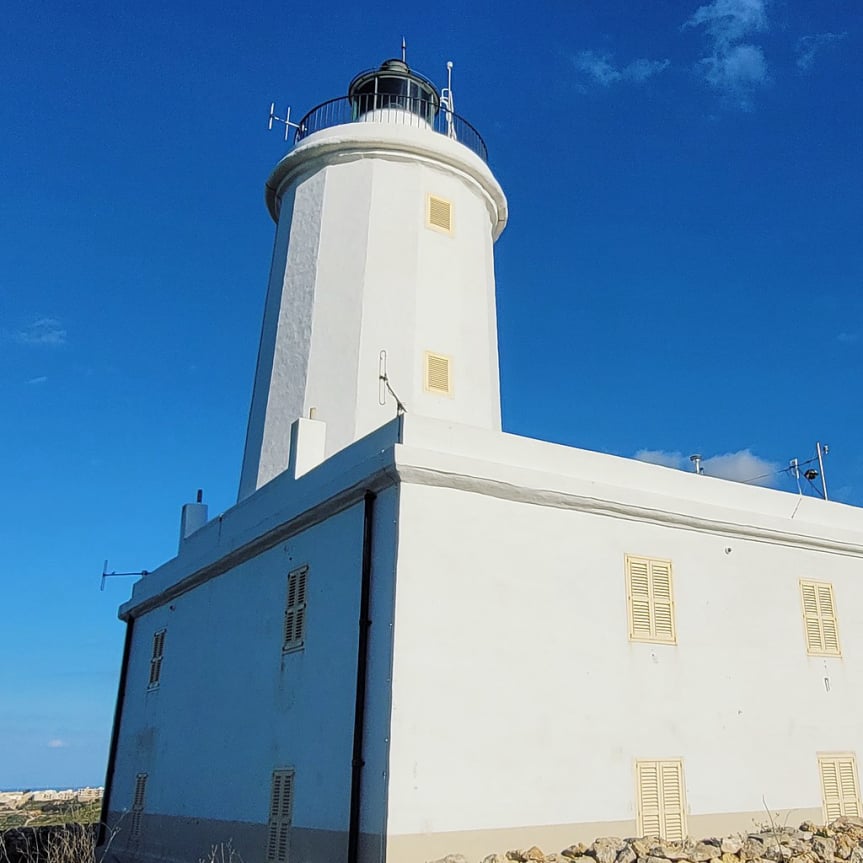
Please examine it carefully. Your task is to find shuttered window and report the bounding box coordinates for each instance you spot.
[636,760,687,840]
[266,770,294,863]
[130,773,147,840]
[819,754,861,821]
[148,630,166,688]
[626,556,676,644]
[800,581,841,656]
[283,566,308,652]
[424,352,452,396]
[427,195,453,234]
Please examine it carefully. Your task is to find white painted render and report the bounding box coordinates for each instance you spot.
[383,416,863,840]
[238,122,507,500]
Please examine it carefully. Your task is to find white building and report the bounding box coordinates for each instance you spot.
[100,57,863,863]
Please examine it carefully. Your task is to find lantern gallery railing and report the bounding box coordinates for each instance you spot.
[294,94,488,163]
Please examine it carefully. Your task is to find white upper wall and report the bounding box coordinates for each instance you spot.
[384,415,863,836]
[238,122,508,501]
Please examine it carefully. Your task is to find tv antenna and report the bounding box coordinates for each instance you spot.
[100,560,149,592]
[268,103,303,142]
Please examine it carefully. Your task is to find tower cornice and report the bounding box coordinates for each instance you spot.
[264,123,508,239]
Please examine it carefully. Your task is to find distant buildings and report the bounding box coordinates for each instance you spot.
[0,787,102,810]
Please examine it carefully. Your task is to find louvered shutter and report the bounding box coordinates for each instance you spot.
[637,761,662,837]
[801,582,824,653]
[131,773,147,840]
[817,584,840,655]
[283,567,308,652]
[660,761,687,841]
[628,558,653,639]
[651,561,676,642]
[149,631,166,687]
[839,758,861,817]
[267,770,294,862]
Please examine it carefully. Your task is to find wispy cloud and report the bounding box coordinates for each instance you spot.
[574,51,670,87]
[27,375,48,385]
[15,318,68,347]
[796,32,847,71]
[837,331,858,344]
[47,739,68,749]
[684,0,769,107]
[635,447,782,487]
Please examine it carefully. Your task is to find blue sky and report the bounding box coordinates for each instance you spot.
[1,0,860,789]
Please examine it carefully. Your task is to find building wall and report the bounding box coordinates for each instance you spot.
[385,479,863,861]
[106,486,400,863]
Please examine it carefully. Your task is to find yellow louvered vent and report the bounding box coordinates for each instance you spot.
[148,629,166,689]
[283,566,308,653]
[267,770,294,863]
[427,195,453,234]
[626,555,676,644]
[130,773,148,840]
[819,755,861,821]
[636,760,687,841]
[800,580,841,656]
[424,352,452,395]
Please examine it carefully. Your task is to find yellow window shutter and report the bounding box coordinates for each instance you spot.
[817,584,841,655]
[637,760,687,840]
[650,561,676,642]
[660,761,687,841]
[839,758,861,817]
[627,556,676,644]
[636,761,662,837]
[801,581,841,656]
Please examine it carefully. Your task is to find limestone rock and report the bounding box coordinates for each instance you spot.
[692,842,723,862]
[562,845,588,860]
[616,846,637,863]
[429,856,470,863]
[483,856,509,863]
[589,838,626,863]
[722,838,743,855]
[811,837,836,863]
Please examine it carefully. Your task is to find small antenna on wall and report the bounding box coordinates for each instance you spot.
[379,350,407,416]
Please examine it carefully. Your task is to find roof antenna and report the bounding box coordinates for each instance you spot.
[401,37,407,63]
[441,61,456,138]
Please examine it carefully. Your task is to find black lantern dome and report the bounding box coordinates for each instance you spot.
[348,59,441,124]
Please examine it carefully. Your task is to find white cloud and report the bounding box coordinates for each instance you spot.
[27,375,48,385]
[635,447,781,487]
[47,739,67,749]
[15,318,68,346]
[797,32,847,71]
[684,0,769,104]
[635,449,688,470]
[701,43,768,95]
[837,331,858,344]
[574,51,670,87]
[685,0,767,48]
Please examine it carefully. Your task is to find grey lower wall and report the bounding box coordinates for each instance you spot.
[99,811,384,863]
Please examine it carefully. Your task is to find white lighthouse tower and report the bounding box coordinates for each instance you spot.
[238,57,508,499]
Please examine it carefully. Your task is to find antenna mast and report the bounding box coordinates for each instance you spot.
[268,103,303,142]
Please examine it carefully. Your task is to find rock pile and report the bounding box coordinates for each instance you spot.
[429,816,863,863]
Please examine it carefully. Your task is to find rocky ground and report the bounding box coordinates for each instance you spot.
[430,816,863,863]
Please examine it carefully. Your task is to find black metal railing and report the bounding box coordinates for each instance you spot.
[294,94,488,163]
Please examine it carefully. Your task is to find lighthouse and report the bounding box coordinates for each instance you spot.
[238,57,508,499]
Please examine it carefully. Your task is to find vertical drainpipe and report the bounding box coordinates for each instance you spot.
[347,491,376,863]
[98,616,135,847]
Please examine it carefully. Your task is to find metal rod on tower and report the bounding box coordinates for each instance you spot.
[816,442,829,500]
[401,37,406,63]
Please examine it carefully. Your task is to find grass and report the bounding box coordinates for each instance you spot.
[0,803,102,832]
